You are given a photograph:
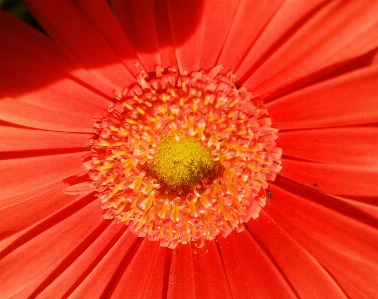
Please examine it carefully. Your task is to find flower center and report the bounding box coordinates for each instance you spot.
[85,65,282,249]
[148,134,221,195]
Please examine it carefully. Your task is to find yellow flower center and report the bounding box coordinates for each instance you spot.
[148,134,221,195]
[85,65,283,249]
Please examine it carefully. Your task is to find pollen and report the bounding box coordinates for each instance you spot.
[148,134,221,195]
[86,66,282,249]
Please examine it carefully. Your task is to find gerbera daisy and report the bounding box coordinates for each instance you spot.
[1,1,378,298]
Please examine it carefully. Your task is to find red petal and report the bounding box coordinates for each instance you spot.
[0,126,90,152]
[0,152,86,201]
[0,180,88,239]
[0,11,115,97]
[63,182,94,195]
[240,0,378,97]
[168,0,242,72]
[167,243,196,299]
[192,241,233,299]
[217,231,296,298]
[265,180,378,298]
[0,49,108,132]
[217,0,283,72]
[0,200,103,298]
[112,0,172,70]
[280,158,378,196]
[267,65,378,129]
[39,223,137,299]
[278,127,378,169]
[23,0,135,90]
[246,214,349,298]
[108,239,166,299]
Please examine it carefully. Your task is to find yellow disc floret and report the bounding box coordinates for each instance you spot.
[149,134,220,195]
[86,65,283,249]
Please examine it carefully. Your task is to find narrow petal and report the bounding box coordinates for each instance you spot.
[280,158,378,197]
[168,0,242,71]
[278,127,378,170]
[23,0,135,90]
[192,241,233,299]
[0,152,86,201]
[267,65,378,129]
[266,179,378,298]
[240,0,378,97]
[0,10,115,97]
[0,179,90,239]
[0,126,90,152]
[35,223,123,297]
[0,199,103,299]
[167,243,196,299]
[111,0,175,70]
[217,0,284,72]
[246,214,349,298]
[108,239,166,299]
[217,231,296,298]
[36,223,133,299]
[74,0,141,75]
[233,0,327,80]
[0,49,109,132]
[332,195,378,220]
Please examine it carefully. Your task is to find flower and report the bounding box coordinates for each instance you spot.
[87,65,282,249]
[1,1,378,298]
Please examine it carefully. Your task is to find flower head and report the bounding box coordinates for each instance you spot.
[87,66,282,248]
[1,1,378,298]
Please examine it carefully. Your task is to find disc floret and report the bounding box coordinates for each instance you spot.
[148,134,221,195]
[86,66,282,249]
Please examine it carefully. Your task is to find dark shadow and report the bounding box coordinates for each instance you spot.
[110,0,203,53]
[0,0,45,33]
[0,0,203,99]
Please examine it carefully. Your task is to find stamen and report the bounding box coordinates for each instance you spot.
[87,66,282,249]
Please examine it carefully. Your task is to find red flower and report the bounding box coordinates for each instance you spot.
[1,1,378,298]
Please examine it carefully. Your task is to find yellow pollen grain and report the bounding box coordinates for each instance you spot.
[236,130,247,135]
[204,96,210,106]
[158,105,166,115]
[96,163,115,170]
[118,130,129,136]
[123,103,134,110]
[228,99,239,108]
[146,115,158,122]
[97,141,110,146]
[126,118,138,125]
[137,107,146,115]
[134,96,143,103]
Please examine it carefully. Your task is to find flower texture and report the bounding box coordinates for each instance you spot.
[1,1,378,299]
